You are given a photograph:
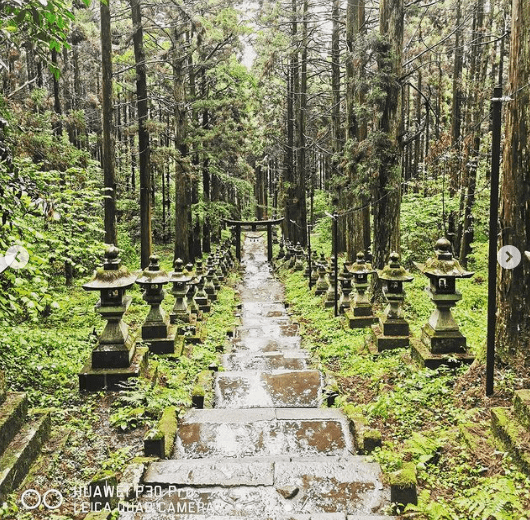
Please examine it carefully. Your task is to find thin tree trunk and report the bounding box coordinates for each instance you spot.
[100,0,117,246]
[131,0,152,268]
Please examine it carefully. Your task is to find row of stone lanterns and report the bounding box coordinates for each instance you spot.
[79,241,235,391]
[278,237,475,368]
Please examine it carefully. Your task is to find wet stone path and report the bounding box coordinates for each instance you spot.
[125,236,393,520]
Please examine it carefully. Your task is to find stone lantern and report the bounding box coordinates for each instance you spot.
[277,238,286,262]
[194,273,211,314]
[294,243,305,271]
[314,263,329,296]
[347,252,377,328]
[324,256,338,309]
[169,258,192,325]
[310,251,320,286]
[412,238,475,367]
[137,255,176,354]
[79,246,147,391]
[338,261,353,314]
[204,261,218,302]
[369,252,413,353]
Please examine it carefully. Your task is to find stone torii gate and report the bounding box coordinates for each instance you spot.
[224,218,284,262]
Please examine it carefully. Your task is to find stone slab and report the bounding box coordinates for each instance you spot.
[214,370,322,408]
[232,336,302,352]
[0,412,51,501]
[0,392,28,456]
[491,407,530,476]
[119,482,388,519]
[223,351,308,371]
[274,459,389,515]
[144,460,274,486]
[144,333,177,355]
[513,389,530,430]
[347,516,396,520]
[274,408,346,421]
[346,311,378,329]
[182,408,277,424]
[175,415,350,459]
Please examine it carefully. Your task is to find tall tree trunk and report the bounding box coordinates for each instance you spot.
[331,0,344,252]
[283,0,299,243]
[496,0,530,367]
[100,0,117,246]
[372,0,403,271]
[173,39,190,264]
[450,0,463,199]
[51,49,63,137]
[131,0,152,268]
[345,0,370,260]
[295,0,308,247]
[459,0,487,265]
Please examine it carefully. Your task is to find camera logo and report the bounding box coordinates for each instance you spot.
[0,245,29,274]
[20,488,63,510]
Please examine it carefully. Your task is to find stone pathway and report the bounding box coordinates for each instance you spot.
[125,235,393,520]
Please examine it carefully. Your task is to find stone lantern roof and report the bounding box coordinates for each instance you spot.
[136,255,169,286]
[378,252,413,282]
[349,251,376,275]
[414,238,473,279]
[82,245,136,291]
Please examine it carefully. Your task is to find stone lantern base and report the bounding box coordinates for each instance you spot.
[345,305,378,329]
[367,319,410,354]
[141,313,180,356]
[420,323,467,354]
[410,339,474,369]
[79,346,149,392]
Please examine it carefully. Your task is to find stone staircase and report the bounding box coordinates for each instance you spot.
[491,389,530,475]
[123,236,393,520]
[0,370,51,501]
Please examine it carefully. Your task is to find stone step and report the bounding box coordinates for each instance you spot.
[230,336,302,352]
[0,412,51,500]
[175,408,354,459]
[127,457,389,518]
[222,351,309,371]
[145,455,384,483]
[491,407,530,476]
[214,370,322,408]
[237,323,300,339]
[513,389,530,430]
[0,392,28,456]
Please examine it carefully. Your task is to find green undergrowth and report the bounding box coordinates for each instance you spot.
[279,263,530,520]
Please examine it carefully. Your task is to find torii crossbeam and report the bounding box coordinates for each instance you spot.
[224,218,284,262]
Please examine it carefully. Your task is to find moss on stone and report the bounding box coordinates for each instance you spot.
[144,428,164,441]
[192,385,205,397]
[158,407,178,458]
[389,462,417,489]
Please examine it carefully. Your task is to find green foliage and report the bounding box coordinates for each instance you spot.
[0,286,97,407]
[0,0,88,77]
[0,155,104,322]
[400,188,460,268]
